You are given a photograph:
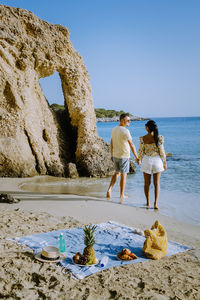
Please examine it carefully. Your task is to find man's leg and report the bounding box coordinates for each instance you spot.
[106,172,120,198]
[120,173,127,203]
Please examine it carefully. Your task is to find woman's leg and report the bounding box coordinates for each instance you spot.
[143,173,151,207]
[153,172,161,209]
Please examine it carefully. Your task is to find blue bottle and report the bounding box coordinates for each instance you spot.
[58,233,66,253]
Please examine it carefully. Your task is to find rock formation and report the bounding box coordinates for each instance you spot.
[0,193,20,203]
[0,5,136,177]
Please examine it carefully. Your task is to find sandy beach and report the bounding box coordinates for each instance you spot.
[0,177,200,299]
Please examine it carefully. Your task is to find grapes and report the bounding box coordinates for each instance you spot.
[74,253,90,265]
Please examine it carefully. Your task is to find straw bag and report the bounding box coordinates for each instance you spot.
[143,220,168,259]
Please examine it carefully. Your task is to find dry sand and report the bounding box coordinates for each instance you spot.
[0,177,200,300]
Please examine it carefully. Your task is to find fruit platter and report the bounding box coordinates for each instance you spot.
[117,248,138,261]
[73,252,98,266]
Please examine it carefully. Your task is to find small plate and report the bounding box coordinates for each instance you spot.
[72,258,99,267]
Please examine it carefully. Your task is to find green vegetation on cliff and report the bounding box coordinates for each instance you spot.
[50,103,65,111]
[95,108,128,118]
[50,104,129,118]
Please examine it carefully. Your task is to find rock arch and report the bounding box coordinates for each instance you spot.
[0,5,113,177]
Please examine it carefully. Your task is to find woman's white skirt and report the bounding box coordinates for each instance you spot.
[140,155,164,174]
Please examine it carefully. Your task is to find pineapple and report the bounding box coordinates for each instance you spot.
[83,225,97,263]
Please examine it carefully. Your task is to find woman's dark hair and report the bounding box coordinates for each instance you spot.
[145,120,159,147]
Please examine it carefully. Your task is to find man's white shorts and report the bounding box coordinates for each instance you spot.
[140,155,164,174]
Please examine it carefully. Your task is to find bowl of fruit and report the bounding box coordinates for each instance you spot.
[73,252,98,266]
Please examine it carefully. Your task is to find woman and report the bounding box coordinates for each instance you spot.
[138,120,167,209]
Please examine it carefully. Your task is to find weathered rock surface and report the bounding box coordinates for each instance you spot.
[130,159,137,173]
[66,163,79,179]
[0,5,131,177]
[0,193,20,203]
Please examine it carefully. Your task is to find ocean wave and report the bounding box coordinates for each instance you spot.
[168,156,200,162]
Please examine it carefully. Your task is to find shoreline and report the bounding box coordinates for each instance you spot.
[0,176,200,245]
[0,176,200,227]
[2,175,199,227]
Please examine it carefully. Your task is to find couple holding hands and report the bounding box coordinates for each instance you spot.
[106,113,167,209]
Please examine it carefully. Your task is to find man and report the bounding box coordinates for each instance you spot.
[106,113,140,203]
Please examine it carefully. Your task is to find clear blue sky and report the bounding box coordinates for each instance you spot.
[1,0,200,117]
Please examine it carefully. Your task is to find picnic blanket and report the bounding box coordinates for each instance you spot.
[14,221,190,279]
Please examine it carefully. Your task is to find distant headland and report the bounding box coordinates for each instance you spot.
[95,108,148,122]
[50,104,148,122]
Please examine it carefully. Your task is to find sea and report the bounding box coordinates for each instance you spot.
[21,117,200,226]
[97,117,200,226]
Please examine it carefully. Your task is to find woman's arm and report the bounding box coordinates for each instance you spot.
[138,137,144,161]
[158,136,167,170]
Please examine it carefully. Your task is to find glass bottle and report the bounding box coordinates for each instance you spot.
[58,233,66,252]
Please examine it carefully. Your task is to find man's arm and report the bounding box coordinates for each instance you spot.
[128,140,140,165]
[110,139,113,161]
